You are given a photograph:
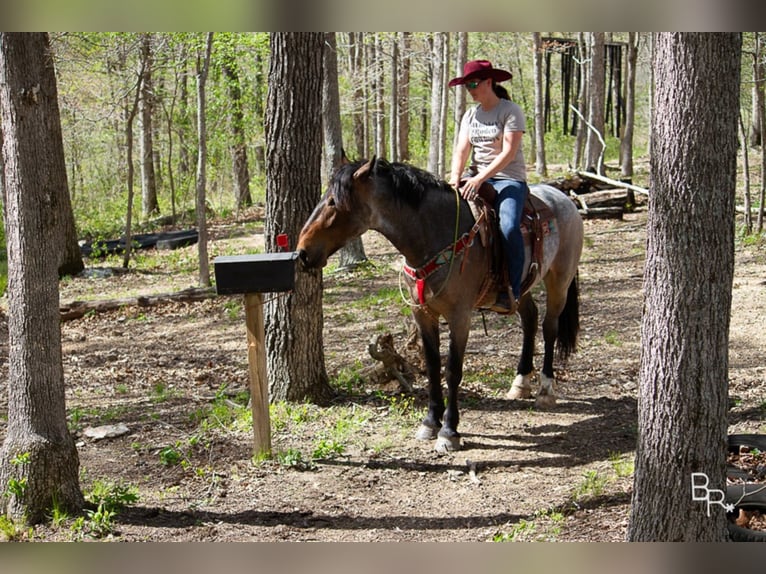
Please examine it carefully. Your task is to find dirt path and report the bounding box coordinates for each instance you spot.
[1,208,765,541]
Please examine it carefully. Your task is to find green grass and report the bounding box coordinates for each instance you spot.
[493,509,566,542]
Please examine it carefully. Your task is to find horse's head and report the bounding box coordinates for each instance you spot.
[297,157,376,269]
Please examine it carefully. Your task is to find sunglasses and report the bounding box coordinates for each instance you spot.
[465,79,485,89]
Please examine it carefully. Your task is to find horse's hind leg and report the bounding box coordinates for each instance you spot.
[507,293,537,400]
[536,274,569,409]
[414,311,444,441]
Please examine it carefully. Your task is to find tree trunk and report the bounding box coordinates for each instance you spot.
[620,32,638,179]
[0,32,85,524]
[452,33,468,153]
[324,32,367,269]
[139,33,159,218]
[628,32,741,542]
[195,33,213,288]
[585,32,606,174]
[389,34,399,161]
[122,62,144,269]
[397,32,411,163]
[750,33,763,147]
[221,36,252,210]
[349,32,366,159]
[373,33,385,158]
[532,32,547,177]
[573,32,587,169]
[265,33,332,403]
[755,34,766,233]
[428,32,446,175]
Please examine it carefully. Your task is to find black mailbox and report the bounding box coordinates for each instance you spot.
[213,252,299,295]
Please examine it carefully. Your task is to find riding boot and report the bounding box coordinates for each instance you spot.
[490,289,519,315]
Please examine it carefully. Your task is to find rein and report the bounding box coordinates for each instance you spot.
[401,189,483,306]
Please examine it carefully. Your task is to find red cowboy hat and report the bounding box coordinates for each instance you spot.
[448,59,512,87]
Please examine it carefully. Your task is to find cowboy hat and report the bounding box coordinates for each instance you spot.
[448,59,512,87]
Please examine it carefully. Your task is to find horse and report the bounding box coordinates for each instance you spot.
[297,157,583,452]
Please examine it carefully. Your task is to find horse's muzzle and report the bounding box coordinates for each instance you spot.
[296,248,322,270]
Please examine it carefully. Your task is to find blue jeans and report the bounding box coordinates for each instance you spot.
[490,178,529,300]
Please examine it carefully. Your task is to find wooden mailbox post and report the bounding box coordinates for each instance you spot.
[213,251,298,457]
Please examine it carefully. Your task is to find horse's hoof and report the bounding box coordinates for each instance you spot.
[535,394,557,409]
[435,435,462,453]
[416,424,439,441]
[507,385,532,400]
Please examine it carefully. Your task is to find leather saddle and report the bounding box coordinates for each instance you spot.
[465,181,555,306]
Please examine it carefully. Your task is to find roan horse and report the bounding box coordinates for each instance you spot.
[297,157,583,452]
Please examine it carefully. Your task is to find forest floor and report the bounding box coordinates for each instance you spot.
[2,202,766,542]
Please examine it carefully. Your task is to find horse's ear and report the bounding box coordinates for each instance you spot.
[340,147,350,166]
[353,156,376,180]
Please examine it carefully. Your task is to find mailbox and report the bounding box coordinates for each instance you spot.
[213,252,299,295]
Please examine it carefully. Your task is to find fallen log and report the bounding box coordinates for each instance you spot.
[60,286,216,322]
[577,206,624,220]
[576,170,649,196]
[571,188,631,210]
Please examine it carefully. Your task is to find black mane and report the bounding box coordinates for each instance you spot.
[330,158,454,210]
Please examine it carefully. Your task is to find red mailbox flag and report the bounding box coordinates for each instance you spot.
[276,234,289,251]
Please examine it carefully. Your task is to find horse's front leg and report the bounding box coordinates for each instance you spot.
[435,314,471,453]
[414,310,444,441]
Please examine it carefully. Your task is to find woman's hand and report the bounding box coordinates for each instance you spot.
[459,175,483,201]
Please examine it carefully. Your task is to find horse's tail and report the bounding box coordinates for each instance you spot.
[556,273,580,360]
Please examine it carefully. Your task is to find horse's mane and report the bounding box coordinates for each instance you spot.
[330,158,454,210]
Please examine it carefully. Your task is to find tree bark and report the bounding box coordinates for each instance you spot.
[221,35,252,209]
[532,33,547,177]
[620,32,638,179]
[397,32,411,162]
[427,32,447,176]
[349,32,366,160]
[323,33,367,269]
[265,33,332,403]
[628,32,741,542]
[0,32,85,524]
[139,33,159,218]
[573,32,587,169]
[195,33,213,288]
[452,33,468,154]
[585,32,606,174]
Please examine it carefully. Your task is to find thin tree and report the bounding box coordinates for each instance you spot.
[0,32,85,524]
[139,33,159,217]
[620,32,639,182]
[195,32,213,288]
[122,62,144,269]
[220,34,252,210]
[573,32,588,169]
[428,32,447,176]
[265,32,332,403]
[584,32,606,174]
[452,32,468,154]
[323,33,367,270]
[754,33,766,233]
[532,32,547,177]
[750,32,763,147]
[397,32,411,163]
[373,33,385,158]
[348,32,366,159]
[389,34,399,161]
[628,32,741,542]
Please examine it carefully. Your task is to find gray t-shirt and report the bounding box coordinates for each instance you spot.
[459,99,526,181]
